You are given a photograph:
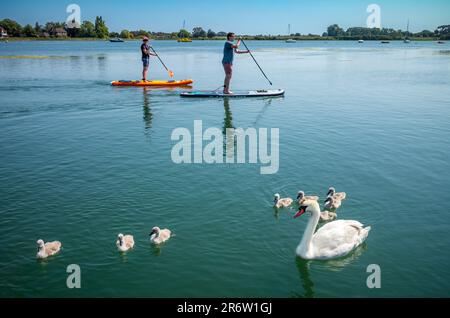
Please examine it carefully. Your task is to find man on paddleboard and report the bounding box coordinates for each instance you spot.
[222,33,249,94]
[141,36,157,82]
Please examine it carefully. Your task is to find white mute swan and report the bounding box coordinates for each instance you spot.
[274,193,293,209]
[149,227,172,245]
[296,191,319,205]
[116,233,135,252]
[294,201,370,260]
[36,239,62,259]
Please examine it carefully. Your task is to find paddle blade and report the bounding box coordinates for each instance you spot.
[169,70,174,78]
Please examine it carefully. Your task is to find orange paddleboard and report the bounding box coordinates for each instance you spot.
[111,79,193,87]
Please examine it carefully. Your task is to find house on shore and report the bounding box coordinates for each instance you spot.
[53,28,67,37]
[0,27,8,38]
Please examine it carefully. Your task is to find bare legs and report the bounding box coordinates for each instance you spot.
[143,66,149,82]
[224,74,232,94]
[223,63,233,94]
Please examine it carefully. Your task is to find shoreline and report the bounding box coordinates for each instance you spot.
[2,37,443,42]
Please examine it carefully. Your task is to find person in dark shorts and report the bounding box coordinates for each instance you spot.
[141,36,157,82]
[222,32,249,94]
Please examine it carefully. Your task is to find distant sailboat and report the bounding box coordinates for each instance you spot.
[404,19,411,43]
[285,24,296,43]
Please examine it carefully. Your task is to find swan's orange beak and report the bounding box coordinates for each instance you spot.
[294,206,307,218]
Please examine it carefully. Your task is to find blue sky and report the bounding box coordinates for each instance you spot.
[2,0,449,34]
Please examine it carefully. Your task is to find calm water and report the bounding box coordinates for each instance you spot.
[0,40,449,297]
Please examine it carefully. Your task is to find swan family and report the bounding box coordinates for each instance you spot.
[274,189,338,222]
[274,187,371,260]
[36,226,171,259]
[36,186,369,262]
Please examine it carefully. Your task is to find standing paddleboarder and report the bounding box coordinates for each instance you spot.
[141,36,157,82]
[222,33,250,94]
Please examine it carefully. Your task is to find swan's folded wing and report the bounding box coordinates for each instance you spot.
[46,241,61,252]
[313,220,363,257]
[161,229,171,239]
[124,235,135,248]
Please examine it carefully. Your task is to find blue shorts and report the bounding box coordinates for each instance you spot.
[142,57,150,68]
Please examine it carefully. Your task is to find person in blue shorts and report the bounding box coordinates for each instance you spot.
[222,32,250,94]
[141,36,157,82]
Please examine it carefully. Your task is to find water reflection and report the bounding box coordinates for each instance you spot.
[151,245,162,256]
[253,98,273,126]
[223,98,234,133]
[96,54,107,74]
[294,244,368,298]
[118,251,130,263]
[295,258,315,298]
[273,207,281,221]
[142,87,153,130]
[223,98,235,160]
[322,243,368,271]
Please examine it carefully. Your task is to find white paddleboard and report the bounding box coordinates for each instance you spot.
[180,89,285,98]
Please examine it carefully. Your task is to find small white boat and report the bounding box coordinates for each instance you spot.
[285,24,296,43]
[358,39,364,43]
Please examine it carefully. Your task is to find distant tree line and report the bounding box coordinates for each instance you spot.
[322,24,450,40]
[1,18,448,40]
[0,17,110,38]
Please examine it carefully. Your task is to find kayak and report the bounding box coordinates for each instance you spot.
[180,89,285,98]
[111,79,193,87]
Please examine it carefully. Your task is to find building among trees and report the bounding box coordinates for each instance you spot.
[54,28,67,37]
[0,26,8,38]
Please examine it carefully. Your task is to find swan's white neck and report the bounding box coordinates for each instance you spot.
[297,203,321,258]
[37,246,47,258]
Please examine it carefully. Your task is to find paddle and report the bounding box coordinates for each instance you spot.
[150,46,174,78]
[240,39,273,86]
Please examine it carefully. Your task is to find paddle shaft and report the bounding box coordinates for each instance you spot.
[240,39,272,86]
[150,46,170,72]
